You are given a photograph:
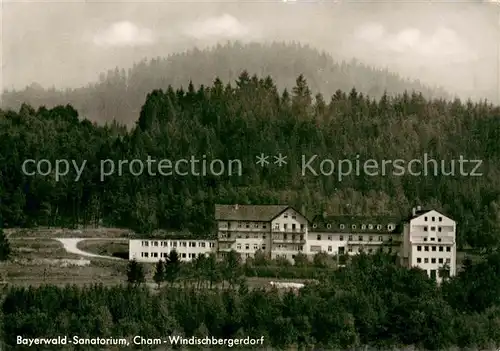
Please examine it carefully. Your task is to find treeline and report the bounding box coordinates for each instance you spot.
[2,252,500,350]
[127,250,348,288]
[1,42,451,126]
[0,228,10,262]
[1,72,500,249]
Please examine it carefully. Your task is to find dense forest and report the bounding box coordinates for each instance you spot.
[2,251,500,350]
[1,42,451,126]
[1,69,500,249]
[1,41,500,349]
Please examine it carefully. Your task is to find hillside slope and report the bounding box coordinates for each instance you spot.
[1,41,450,126]
[1,73,498,249]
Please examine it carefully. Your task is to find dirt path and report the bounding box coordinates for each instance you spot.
[55,238,122,260]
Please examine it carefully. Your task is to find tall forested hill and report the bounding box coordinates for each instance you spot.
[1,73,499,250]
[1,42,450,126]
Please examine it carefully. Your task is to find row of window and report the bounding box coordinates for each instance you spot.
[219,222,269,229]
[421,237,445,242]
[273,223,305,231]
[220,233,303,240]
[220,234,390,242]
[232,243,394,253]
[312,223,395,231]
[220,233,267,239]
[283,213,297,219]
[424,216,443,222]
[220,215,443,231]
[274,234,304,241]
[141,241,216,248]
[140,252,206,259]
[237,243,266,251]
[423,226,444,232]
[220,218,301,230]
[348,247,392,253]
[234,243,307,251]
[417,245,452,252]
[221,223,398,236]
[317,234,391,242]
[311,245,393,254]
[416,257,451,264]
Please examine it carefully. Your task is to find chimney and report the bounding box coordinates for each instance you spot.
[234,204,239,210]
[412,207,416,216]
[416,205,422,212]
[301,205,306,215]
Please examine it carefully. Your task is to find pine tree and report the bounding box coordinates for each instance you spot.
[153,259,165,289]
[165,250,181,286]
[0,226,11,261]
[126,259,145,286]
[222,250,242,288]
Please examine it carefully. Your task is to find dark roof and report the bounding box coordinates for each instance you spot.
[215,204,291,221]
[403,208,433,222]
[311,215,401,234]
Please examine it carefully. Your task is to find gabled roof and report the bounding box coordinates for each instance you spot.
[406,209,452,222]
[403,208,432,222]
[215,204,291,222]
[311,215,401,233]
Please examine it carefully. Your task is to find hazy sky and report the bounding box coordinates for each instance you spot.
[2,0,500,101]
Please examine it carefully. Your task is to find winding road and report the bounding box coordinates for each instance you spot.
[55,238,123,260]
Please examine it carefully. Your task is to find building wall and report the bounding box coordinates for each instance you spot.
[129,239,217,263]
[234,237,268,260]
[306,232,347,256]
[407,210,457,283]
[401,223,411,267]
[306,232,398,257]
[214,207,417,264]
[217,220,271,260]
[129,207,457,282]
[270,208,308,260]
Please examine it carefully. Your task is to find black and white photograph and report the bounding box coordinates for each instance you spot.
[1,0,500,349]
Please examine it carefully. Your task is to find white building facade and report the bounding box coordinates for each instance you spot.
[129,239,216,263]
[216,204,309,261]
[308,214,401,257]
[128,204,457,283]
[401,207,457,283]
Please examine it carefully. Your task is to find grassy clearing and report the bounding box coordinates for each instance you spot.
[2,258,129,287]
[2,237,310,289]
[2,234,487,288]
[2,260,306,290]
[9,238,79,259]
[2,262,126,287]
[148,276,313,292]
[76,239,128,258]
[1,239,128,287]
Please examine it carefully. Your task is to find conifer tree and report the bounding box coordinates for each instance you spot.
[165,250,181,286]
[153,259,165,289]
[126,259,145,286]
[0,226,11,261]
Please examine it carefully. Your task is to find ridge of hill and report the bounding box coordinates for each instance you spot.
[1,41,450,126]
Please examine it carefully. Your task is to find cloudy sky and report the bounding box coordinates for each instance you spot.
[2,0,500,101]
